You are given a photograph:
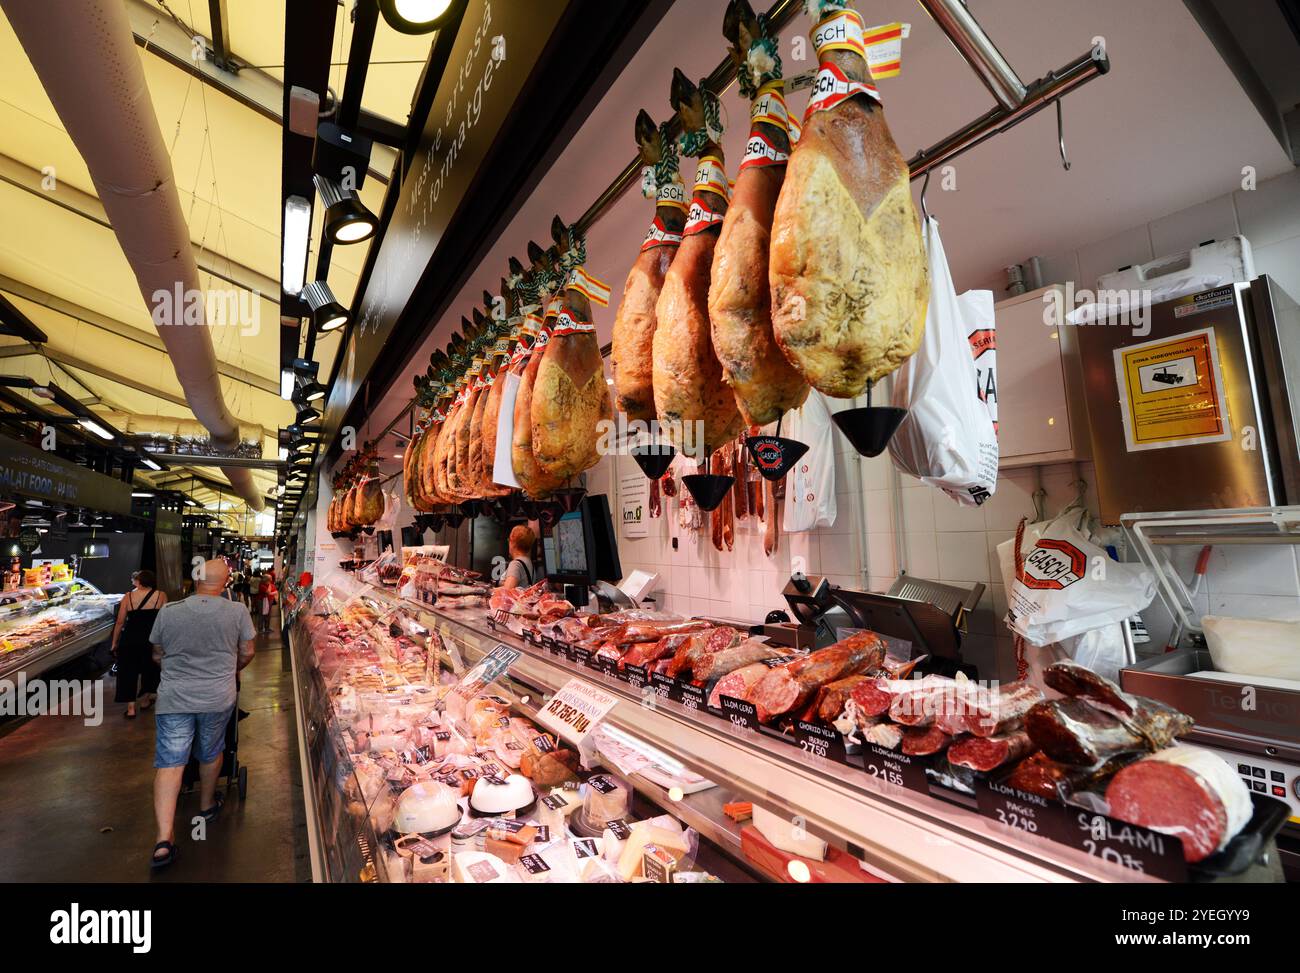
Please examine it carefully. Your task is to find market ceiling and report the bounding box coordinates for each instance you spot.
[0,0,437,521]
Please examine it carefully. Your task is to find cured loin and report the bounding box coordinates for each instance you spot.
[531,220,614,480]
[652,70,742,457]
[1004,751,1132,802]
[769,0,927,397]
[708,0,808,425]
[748,630,885,722]
[612,111,686,421]
[947,729,1036,772]
[1104,746,1252,863]
[692,637,785,683]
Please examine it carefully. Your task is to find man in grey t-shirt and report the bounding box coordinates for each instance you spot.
[146,558,256,869]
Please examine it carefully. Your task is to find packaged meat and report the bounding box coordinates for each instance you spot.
[692,637,786,683]
[753,804,827,861]
[1042,661,1192,751]
[848,676,897,719]
[933,681,1043,737]
[1104,746,1253,863]
[612,111,686,422]
[741,825,883,884]
[1003,750,1132,802]
[652,69,742,457]
[948,729,1036,772]
[748,630,886,722]
[769,0,927,397]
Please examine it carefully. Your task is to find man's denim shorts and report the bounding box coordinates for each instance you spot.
[154,708,234,769]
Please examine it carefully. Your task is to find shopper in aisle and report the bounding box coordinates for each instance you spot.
[147,558,256,869]
[499,525,537,589]
[110,570,167,718]
[255,574,276,635]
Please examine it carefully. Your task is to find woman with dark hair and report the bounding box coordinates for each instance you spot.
[111,569,168,717]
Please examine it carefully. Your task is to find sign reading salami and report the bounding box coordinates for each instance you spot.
[536,678,619,747]
[1059,809,1187,882]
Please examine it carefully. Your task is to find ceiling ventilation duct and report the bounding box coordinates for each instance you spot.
[1,0,264,510]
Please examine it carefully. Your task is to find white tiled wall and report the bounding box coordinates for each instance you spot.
[597,167,1300,682]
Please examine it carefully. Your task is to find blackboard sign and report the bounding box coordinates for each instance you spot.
[326,0,569,440]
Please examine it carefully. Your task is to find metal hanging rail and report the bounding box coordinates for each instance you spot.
[294,0,1110,516]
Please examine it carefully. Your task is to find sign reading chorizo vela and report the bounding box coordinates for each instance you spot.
[537,678,620,746]
[326,0,567,438]
[0,433,132,515]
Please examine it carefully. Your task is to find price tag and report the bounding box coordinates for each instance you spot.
[678,681,706,714]
[572,646,592,669]
[541,794,570,811]
[1058,808,1188,882]
[793,719,845,763]
[623,663,648,690]
[532,735,555,753]
[573,838,601,860]
[518,854,550,876]
[591,654,619,679]
[975,779,1068,841]
[719,695,759,732]
[534,825,551,843]
[536,678,620,746]
[606,818,632,840]
[861,743,927,792]
[649,672,675,701]
[588,774,618,794]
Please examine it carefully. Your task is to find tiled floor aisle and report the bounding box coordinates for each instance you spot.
[0,611,309,882]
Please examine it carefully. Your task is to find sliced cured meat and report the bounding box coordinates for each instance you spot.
[859,721,903,750]
[1026,697,1189,767]
[809,674,870,724]
[848,677,896,719]
[948,729,1036,772]
[708,661,770,709]
[1004,751,1133,802]
[652,70,742,456]
[889,675,960,727]
[612,111,686,421]
[531,228,613,481]
[748,630,886,722]
[769,0,927,397]
[1104,747,1252,863]
[709,2,808,425]
[965,682,1043,738]
[1043,661,1193,752]
[901,724,950,757]
[693,638,786,683]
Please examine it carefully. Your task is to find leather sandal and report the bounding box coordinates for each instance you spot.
[198,793,224,821]
[150,841,176,869]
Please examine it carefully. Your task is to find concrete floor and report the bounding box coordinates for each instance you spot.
[0,612,310,882]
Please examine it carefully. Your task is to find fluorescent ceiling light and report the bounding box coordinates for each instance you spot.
[132,492,154,498]
[140,456,162,471]
[78,418,114,441]
[278,446,289,461]
[280,367,294,401]
[282,195,312,297]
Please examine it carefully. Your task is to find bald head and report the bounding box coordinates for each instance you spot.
[195,558,230,595]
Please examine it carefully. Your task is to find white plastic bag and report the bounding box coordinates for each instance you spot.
[955,289,997,432]
[782,391,836,532]
[890,218,999,506]
[491,370,522,489]
[1005,508,1156,647]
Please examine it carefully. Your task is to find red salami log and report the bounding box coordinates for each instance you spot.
[848,677,896,719]
[948,729,1036,772]
[1104,747,1252,863]
[748,630,886,722]
[808,673,869,724]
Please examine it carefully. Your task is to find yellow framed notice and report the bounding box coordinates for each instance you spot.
[1113,327,1231,452]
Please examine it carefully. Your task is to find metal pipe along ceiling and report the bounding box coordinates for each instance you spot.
[1,0,265,511]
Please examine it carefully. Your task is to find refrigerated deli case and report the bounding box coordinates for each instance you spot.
[287,582,1275,884]
[0,580,114,683]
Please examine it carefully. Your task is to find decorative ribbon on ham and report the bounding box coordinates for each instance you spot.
[640,215,685,252]
[564,265,611,307]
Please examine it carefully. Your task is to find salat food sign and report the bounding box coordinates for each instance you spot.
[1020,539,1086,591]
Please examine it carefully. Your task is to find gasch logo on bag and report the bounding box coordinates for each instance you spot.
[1020,539,1085,590]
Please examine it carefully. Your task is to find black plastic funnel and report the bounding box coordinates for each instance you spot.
[745,436,809,481]
[832,406,908,457]
[552,486,586,513]
[501,492,523,518]
[460,499,481,519]
[443,511,465,529]
[682,474,734,512]
[629,443,676,480]
[428,515,445,533]
[520,498,543,519]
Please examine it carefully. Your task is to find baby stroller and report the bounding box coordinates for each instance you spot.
[180,691,249,801]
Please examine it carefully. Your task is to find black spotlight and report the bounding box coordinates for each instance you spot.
[302,281,349,332]
[314,174,377,245]
[296,405,321,424]
[378,0,455,34]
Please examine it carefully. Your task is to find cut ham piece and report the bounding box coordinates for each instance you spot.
[652,70,742,457]
[612,111,686,422]
[769,0,927,397]
[708,1,808,426]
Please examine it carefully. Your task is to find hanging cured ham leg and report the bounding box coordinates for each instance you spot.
[709,0,808,426]
[480,262,530,498]
[611,112,686,423]
[769,0,927,398]
[531,219,615,480]
[653,69,742,461]
[512,245,566,498]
